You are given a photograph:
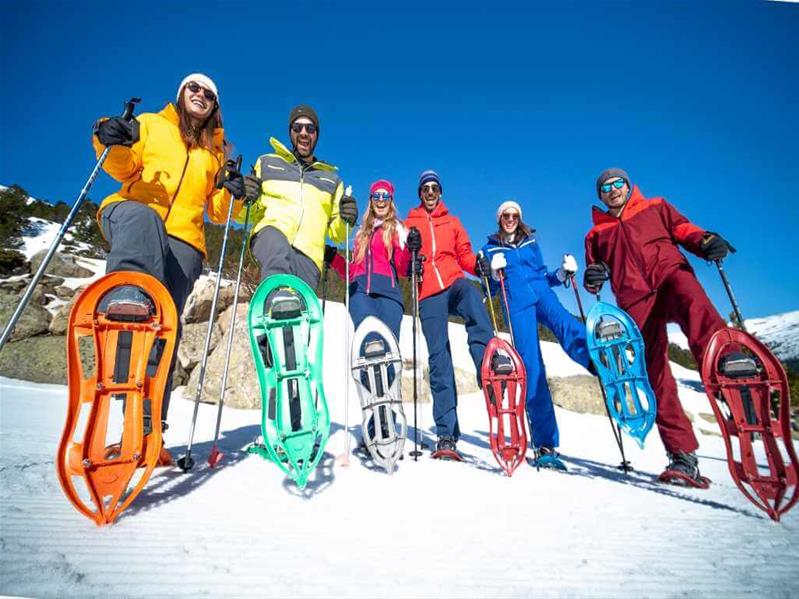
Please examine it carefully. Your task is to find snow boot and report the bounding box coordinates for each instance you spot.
[530,447,567,471]
[658,451,710,489]
[99,285,156,322]
[431,435,463,461]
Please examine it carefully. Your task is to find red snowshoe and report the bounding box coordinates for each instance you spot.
[658,451,711,489]
[480,337,528,476]
[431,436,464,462]
[702,328,798,521]
[56,272,178,526]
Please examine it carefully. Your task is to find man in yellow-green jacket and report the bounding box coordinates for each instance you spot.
[242,105,358,287]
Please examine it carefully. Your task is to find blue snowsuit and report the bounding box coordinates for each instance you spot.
[482,233,592,449]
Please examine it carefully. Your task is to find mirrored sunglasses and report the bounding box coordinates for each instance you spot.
[600,179,626,194]
[370,191,392,202]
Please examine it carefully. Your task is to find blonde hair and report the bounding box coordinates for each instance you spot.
[353,199,399,265]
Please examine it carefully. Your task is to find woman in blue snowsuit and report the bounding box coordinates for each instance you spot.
[481,201,593,469]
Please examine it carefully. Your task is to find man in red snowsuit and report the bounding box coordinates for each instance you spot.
[583,167,734,487]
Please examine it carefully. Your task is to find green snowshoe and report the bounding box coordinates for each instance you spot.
[246,274,329,488]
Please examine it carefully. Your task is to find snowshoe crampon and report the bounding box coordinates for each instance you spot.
[585,302,656,449]
[480,337,528,476]
[350,317,407,474]
[56,272,177,526]
[702,328,798,521]
[247,275,329,489]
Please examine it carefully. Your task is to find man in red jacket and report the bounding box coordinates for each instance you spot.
[583,167,734,487]
[406,170,494,458]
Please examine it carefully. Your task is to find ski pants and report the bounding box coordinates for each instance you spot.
[251,226,320,289]
[419,278,493,439]
[624,266,726,454]
[100,200,203,422]
[349,291,403,342]
[509,286,592,449]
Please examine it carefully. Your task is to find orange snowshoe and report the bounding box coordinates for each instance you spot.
[56,272,178,526]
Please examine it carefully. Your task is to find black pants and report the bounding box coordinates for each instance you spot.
[251,226,320,288]
[100,200,203,421]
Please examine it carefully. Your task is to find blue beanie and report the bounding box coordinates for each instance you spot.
[418,170,443,196]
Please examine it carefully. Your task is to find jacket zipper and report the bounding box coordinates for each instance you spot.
[163,150,190,226]
[617,218,654,294]
[366,229,375,294]
[427,213,444,289]
[292,161,306,245]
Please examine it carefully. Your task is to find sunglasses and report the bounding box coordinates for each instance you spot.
[600,179,626,194]
[501,212,519,221]
[291,122,317,134]
[421,183,440,193]
[186,81,217,103]
[370,191,392,202]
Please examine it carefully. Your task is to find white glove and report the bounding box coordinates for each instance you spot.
[490,252,507,281]
[556,253,578,283]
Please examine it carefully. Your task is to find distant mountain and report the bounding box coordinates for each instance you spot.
[669,310,799,369]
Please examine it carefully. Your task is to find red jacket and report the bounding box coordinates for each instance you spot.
[405,201,477,300]
[584,186,706,309]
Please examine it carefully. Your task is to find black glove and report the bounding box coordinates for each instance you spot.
[243,174,263,205]
[699,232,735,261]
[475,254,491,278]
[216,161,246,199]
[407,227,422,253]
[584,261,610,291]
[324,244,338,266]
[410,254,425,277]
[93,116,140,147]
[339,195,358,226]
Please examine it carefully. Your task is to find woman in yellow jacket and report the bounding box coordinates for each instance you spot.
[92,72,245,443]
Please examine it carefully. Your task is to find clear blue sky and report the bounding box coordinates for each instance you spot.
[1,1,797,318]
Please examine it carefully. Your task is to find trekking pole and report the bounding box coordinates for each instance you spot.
[478,252,499,335]
[714,259,746,331]
[337,213,352,467]
[206,201,252,468]
[571,275,631,473]
[410,250,422,460]
[497,270,516,346]
[178,155,243,472]
[0,97,140,353]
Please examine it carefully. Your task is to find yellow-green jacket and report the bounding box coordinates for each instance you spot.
[240,137,347,271]
[92,103,238,257]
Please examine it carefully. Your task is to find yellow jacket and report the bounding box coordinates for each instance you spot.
[240,137,347,271]
[93,103,239,257]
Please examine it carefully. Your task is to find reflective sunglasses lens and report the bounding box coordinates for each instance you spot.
[613,179,625,190]
[371,192,391,202]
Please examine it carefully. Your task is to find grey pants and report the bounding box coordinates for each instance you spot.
[251,225,320,288]
[101,200,203,422]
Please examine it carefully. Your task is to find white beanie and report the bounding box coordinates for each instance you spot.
[496,200,522,222]
[176,73,219,103]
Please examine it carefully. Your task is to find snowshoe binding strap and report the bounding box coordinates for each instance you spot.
[531,447,568,471]
[702,328,798,521]
[56,272,178,525]
[480,337,528,476]
[431,436,464,461]
[658,451,710,489]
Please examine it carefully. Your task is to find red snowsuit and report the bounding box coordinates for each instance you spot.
[584,186,726,453]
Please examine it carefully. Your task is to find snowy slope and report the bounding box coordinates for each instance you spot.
[669,310,799,364]
[746,310,799,363]
[1,302,798,598]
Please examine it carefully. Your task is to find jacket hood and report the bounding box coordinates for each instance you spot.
[408,199,449,219]
[591,184,646,225]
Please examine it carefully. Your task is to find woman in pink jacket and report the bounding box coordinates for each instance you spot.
[327,179,410,341]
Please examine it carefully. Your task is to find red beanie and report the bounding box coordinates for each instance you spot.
[369,179,394,197]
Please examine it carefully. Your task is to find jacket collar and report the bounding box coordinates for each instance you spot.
[591,184,645,225]
[160,103,225,150]
[269,137,337,172]
[409,199,450,219]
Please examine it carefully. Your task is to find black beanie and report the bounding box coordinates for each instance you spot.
[596,168,631,198]
[289,105,320,133]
